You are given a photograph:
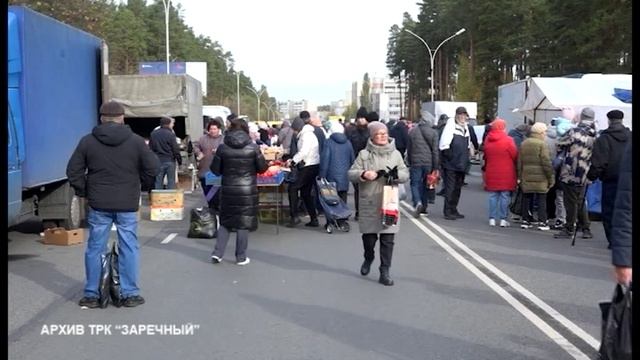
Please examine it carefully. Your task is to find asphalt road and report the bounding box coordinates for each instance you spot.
[8,167,613,359]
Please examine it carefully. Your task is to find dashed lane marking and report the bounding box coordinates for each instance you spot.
[161,233,178,244]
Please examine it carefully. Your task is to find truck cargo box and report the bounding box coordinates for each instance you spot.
[9,6,102,189]
[105,74,203,139]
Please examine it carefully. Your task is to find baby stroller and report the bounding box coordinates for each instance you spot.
[316,177,352,234]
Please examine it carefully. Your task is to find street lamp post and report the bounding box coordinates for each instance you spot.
[162,0,171,74]
[245,86,265,121]
[404,28,466,102]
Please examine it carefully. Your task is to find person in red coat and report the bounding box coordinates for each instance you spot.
[482,118,517,227]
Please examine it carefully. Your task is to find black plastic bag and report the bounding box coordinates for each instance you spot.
[98,252,111,308]
[188,207,217,238]
[599,284,632,360]
[109,243,123,307]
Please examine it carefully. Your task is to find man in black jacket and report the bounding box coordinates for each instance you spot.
[67,101,160,309]
[389,117,409,157]
[610,139,632,285]
[586,110,631,248]
[439,107,471,220]
[149,116,182,189]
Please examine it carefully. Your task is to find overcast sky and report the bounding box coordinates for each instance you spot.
[171,0,420,105]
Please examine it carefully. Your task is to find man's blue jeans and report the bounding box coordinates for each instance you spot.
[155,161,176,189]
[410,166,431,208]
[488,191,511,220]
[84,208,140,298]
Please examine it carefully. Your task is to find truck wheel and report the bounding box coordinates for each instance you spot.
[60,194,82,230]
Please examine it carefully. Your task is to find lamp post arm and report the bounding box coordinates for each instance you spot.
[404,29,433,56]
[434,29,466,58]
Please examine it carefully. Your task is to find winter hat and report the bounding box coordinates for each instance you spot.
[100,101,125,116]
[530,122,547,135]
[356,107,368,119]
[555,118,572,136]
[291,117,304,132]
[455,106,468,115]
[299,111,311,121]
[607,109,624,123]
[367,121,387,137]
[491,118,506,132]
[330,121,344,134]
[366,111,380,122]
[580,107,595,122]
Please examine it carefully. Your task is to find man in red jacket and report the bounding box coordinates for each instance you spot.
[482,118,517,227]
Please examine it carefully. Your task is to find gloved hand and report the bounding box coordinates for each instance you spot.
[376,169,388,179]
[386,166,399,180]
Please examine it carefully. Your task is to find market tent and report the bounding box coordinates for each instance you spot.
[515,74,632,130]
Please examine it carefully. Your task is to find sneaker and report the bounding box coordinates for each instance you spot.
[489,218,496,226]
[520,221,533,229]
[582,229,593,239]
[551,220,565,230]
[236,257,250,266]
[122,295,145,308]
[444,214,457,220]
[78,297,100,309]
[554,228,573,239]
[537,222,550,231]
[420,209,430,216]
[454,212,465,219]
[211,255,222,264]
[414,203,424,218]
[499,219,510,227]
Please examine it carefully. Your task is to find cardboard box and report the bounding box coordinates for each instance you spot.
[43,227,84,246]
[150,189,184,207]
[150,206,184,221]
[261,146,283,161]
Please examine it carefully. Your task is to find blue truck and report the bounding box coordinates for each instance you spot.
[8,6,104,229]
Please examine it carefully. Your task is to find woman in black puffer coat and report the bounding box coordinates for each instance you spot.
[209,118,268,265]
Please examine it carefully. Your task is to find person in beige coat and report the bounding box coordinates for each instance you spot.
[517,122,554,230]
[348,121,409,286]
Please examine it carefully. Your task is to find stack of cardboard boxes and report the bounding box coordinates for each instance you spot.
[150,189,184,221]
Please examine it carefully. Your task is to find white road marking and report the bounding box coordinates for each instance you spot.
[161,233,178,244]
[399,202,595,360]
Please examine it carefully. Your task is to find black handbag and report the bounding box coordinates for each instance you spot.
[599,283,632,360]
[509,186,523,216]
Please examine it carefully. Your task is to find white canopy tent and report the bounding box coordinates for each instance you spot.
[515,74,632,131]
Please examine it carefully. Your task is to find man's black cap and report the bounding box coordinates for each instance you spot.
[100,101,125,116]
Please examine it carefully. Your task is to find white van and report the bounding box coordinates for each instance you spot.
[203,105,232,121]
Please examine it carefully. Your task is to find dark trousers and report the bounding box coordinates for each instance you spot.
[212,226,248,262]
[601,181,617,244]
[352,182,360,216]
[338,190,348,204]
[288,165,319,220]
[443,169,465,216]
[561,182,590,231]
[362,233,395,271]
[522,192,547,223]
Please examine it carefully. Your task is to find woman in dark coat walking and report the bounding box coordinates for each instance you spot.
[210,118,268,265]
[319,122,354,203]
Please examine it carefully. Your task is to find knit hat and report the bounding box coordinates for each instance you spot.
[491,118,506,132]
[99,101,125,116]
[299,110,311,121]
[330,122,344,134]
[580,107,595,121]
[356,107,368,119]
[607,110,624,122]
[367,121,387,137]
[366,111,380,122]
[291,117,304,131]
[530,122,547,135]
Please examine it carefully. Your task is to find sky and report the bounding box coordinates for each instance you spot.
[171,0,421,105]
